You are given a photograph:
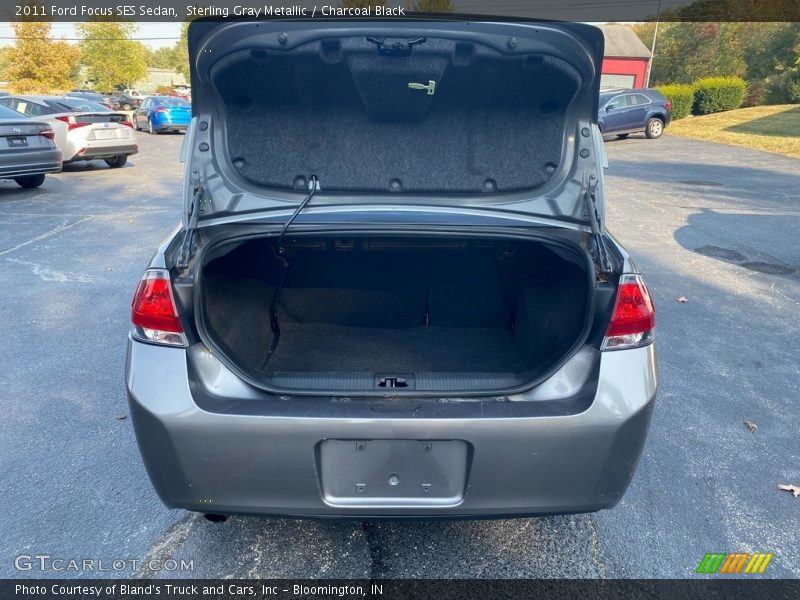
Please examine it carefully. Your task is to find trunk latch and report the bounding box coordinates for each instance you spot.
[377,376,409,389]
[366,36,426,57]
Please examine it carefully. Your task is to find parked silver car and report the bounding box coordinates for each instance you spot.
[127,19,657,519]
[0,96,137,168]
[0,104,62,188]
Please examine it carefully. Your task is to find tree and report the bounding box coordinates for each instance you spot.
[407,0,454,10]
[740,22,800,82]
[5,19,81,93]
[148,46,178,69]
[76,21,147,90]
[0,47,11,82]
[340,0,386,8]
[174,22,190,80]
[630,21,662,53]
[642,23,746,86]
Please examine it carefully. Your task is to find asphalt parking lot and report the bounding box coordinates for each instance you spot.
[1,131,798,579]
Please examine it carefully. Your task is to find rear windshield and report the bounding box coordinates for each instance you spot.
[52,98,111,113]
[72,92,104,101]
[0,104,26,119]
[153,97,190,107]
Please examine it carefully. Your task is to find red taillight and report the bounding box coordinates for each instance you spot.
[131,270,186,346]
[153,107,168,113]
[121,120,134,128]
[39,129,55,140]
[55,115,90,131]
[602,274,655,351]
[664,100,672,111]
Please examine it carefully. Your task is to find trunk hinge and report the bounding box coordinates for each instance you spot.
[583,172,612,276]
[177,174,204,270]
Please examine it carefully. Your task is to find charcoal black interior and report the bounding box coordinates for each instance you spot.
[211,37,580,193]
[200,236,591,392]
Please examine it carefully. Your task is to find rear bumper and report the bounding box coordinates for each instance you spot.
[0,148,62,179]
[126,340,657,518]
[152,115,189,130]
[154,124,188,131]
[70,143,138,161]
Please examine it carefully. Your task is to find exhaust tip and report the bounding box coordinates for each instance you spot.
[203,513,228,523]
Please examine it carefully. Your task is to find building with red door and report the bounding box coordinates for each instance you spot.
[599,25,652,90]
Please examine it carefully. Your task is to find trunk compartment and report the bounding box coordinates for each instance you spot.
[197,234,595,395]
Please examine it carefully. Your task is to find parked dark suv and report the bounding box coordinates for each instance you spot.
[598,88,671,139]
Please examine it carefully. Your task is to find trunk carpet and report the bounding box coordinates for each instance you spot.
[264,323,529,375]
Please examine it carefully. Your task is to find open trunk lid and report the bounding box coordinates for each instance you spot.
[186,18,605,229]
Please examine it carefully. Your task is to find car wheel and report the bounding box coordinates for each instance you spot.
[645,118,664,139]
[14,174,46,189]
[104,155,128,168]
[616,133,629,139]
[148,119,158,135]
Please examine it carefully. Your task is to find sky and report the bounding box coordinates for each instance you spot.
[0,22,183,49]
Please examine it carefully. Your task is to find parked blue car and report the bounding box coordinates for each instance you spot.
[132,96,191,134]
[598,88,671,139]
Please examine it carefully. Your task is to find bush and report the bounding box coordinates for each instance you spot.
[764,70,800,104]
[655,84,694,119]
[692,77,746,115]
[742,81,766,107]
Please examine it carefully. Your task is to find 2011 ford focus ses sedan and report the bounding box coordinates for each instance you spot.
[126,17,657,520]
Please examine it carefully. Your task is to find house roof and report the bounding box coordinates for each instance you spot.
[600,25,652,59]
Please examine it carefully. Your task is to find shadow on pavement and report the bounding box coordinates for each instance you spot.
[674,208,800,276]
[724,106,800,137]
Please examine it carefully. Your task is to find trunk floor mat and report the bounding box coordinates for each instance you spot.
[264,323,529,376]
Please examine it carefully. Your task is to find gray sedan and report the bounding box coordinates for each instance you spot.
[0,104,62,188]
[127,19,657,520]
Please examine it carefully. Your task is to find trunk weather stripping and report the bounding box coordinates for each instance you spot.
[583,172,612,275]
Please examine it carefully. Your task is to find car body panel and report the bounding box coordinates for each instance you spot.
[0,109,63,180]
[63,121,137,161]
[133,96,192,132]
[112,94,141,110]
[0,95,137,162]
[127,19,658,519]
[126,217,656,517]
[598,88,671,135]
[127,335,656,517]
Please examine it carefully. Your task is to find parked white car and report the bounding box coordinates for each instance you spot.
[0,96,137,168]
[123,89,146,100]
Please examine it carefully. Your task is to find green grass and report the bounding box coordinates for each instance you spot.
[667,105,800,158]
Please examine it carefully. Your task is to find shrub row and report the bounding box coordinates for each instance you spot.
[655,84,694,119]
[692,77,746,115]
[655,77,746,119]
